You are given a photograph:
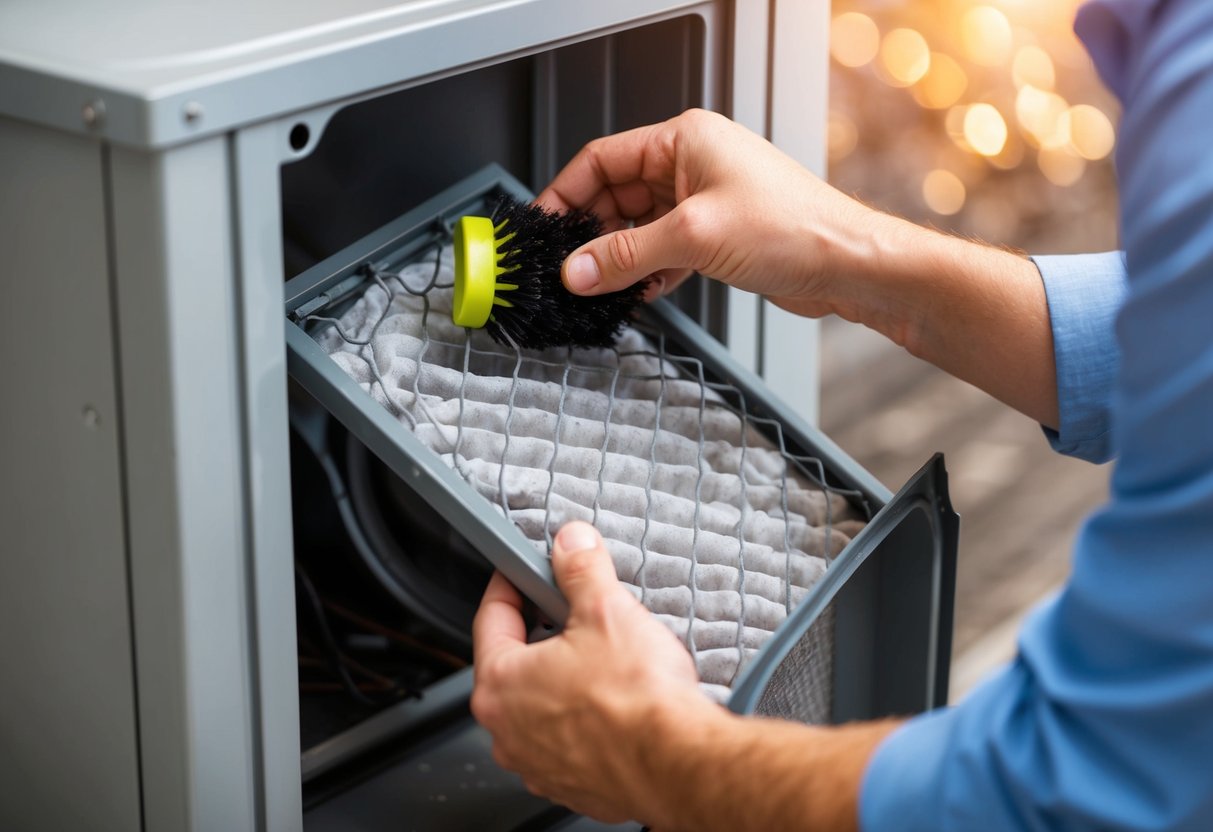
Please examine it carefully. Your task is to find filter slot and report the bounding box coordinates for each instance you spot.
[285,164,957,719]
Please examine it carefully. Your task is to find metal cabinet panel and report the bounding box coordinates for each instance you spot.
[0,0,718,149]
[108,138,260,831]
[0,4,838,829]
[0,117,142,832]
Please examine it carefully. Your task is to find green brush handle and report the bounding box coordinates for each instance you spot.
[452,214,518,328]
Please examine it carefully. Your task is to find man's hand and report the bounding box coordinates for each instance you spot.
[540,108,1060,429]
[538,108,880,316]
[471,521,714,824]
[473,521,903,830]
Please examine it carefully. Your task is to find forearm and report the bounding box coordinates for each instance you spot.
[634,692,901,832]
[539,110,1058,428]
[823,213,1059,429]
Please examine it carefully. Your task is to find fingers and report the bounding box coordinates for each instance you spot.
[550,522,625,612]
[538,115,695,295]
[538,122,672,213]
[472,571,528,666]
[562,208,696,295]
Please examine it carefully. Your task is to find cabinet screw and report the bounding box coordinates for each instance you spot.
[81,99,106,128]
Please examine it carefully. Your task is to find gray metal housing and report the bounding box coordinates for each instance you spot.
[0,2,890,830]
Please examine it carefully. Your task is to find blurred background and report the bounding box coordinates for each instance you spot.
[817,0,1117,700]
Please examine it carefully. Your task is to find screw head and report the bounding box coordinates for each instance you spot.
[183,101,204,124]
[81,99,106,128]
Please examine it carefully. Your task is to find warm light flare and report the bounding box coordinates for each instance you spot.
[1012,45,1055,90]
[961,6,1013,67]
[1064,104,1115,160]
[828,111,859,163]
[964,103,1009,157]
[988,137,1026,170]
[1016,85,1070,148]
[831,12,881,68]
[914,52,969,109]
[880,28,931,87]
[946,104,972,151]
[923,169,967,215]
[1038,146,1086,186]
[828,0,1116,230]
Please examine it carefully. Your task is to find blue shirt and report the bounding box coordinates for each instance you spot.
[861,1,1213,829]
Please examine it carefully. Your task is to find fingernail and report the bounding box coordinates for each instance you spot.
[557,521,601,554]
[565,254,601,293]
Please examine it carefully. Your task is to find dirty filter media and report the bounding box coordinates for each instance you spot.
[313,243,869,704]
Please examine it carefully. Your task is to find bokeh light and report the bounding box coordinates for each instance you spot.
[946,104,972,151]
[964,103,1008,156]
[914,52,969,109]
[1016,85,1070,148]
[828,111,859,163]
[1064,104,1115,160]
[880,28,931,87]
[1038,146,1086,186]
[988,136,1026,171]
[827,0,1120,253]
[961,6,1013,67]
[923,169,967,215]
[1012,45,1055,90]
[831,12,881,68]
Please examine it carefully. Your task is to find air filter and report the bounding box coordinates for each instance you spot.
[285,165,958,723]
[312,242,867,701]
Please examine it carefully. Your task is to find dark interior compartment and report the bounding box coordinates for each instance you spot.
[279,14,722,337]
[290,384,487,755]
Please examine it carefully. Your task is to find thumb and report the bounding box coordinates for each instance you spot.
[563,209,693,296]
[551,521,623,611]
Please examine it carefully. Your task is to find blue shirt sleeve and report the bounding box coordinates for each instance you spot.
[1033,252,1127,463]
[861,1,1213,829]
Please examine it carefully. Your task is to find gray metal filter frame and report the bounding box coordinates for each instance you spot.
[284,164,959,722]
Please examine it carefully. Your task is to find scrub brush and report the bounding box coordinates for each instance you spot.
[451,196,647,349]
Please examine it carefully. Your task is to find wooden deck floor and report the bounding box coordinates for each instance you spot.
[818,320,1111,701]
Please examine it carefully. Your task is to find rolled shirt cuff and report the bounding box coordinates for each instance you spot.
[1032,252,1127,463]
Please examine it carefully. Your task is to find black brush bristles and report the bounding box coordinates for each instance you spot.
[482,196,647,349]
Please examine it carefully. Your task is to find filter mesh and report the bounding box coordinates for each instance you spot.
[753,603,836,724]
[306,238,869,707]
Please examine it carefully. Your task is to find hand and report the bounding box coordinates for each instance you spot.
[542,108,1060,429]
[471,521,714,824]
[537,108,891,319]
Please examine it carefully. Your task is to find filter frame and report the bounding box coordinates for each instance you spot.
[284,164,958,718]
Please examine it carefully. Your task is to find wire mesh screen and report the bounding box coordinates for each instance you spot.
[302,232,870,708]
[753,602,836,724]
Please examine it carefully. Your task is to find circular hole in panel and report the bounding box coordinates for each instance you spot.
[289,122,311,152]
